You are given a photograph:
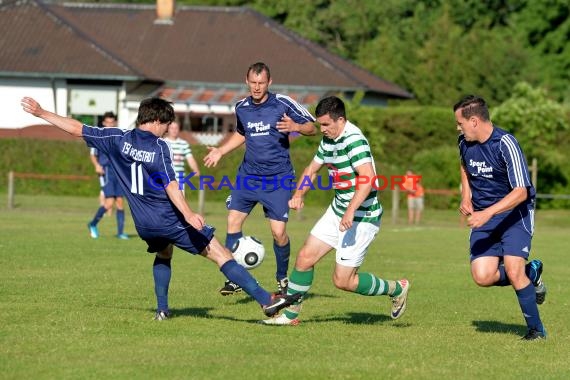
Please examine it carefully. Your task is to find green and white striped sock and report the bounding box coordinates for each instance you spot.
[283,267,314,320]
[355,273,402,296]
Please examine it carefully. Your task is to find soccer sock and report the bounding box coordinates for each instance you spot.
[153,257,172,312]
[494,264,511,286]
[90,206,107,226]
[283,268,314,320]
[225,231,243,251]
[273,239,290,281]
[220,259,271,305]
[355,273,402,296]
[516,283,544,332]
[116,209,125,235]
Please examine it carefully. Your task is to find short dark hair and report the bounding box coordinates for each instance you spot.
[136,97,175,126]
[315,96,346,120]
[102,111,117,120]
[453,95,490,121]
[247,62,271,80]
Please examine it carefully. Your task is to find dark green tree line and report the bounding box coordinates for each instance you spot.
[103,0,570,105]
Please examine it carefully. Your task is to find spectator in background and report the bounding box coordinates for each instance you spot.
[163,121,200,195]
[87,111,129,240]
[404,169,424,225]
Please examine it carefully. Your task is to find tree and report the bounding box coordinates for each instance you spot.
[492,82,569,201]
[492,82,568,155]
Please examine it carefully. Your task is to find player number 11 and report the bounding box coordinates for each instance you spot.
[130,162,144,195]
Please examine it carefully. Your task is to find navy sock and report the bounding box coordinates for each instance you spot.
[220,259,271,305]
[116,209,125,235]
[90,206,107,226]
[494,264,510,286]
[225,231,243,251]
[273,240,290,281]
[153,257,172,312]
[516,283,543,332]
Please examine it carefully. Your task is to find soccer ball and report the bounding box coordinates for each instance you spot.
[231,236,265,270]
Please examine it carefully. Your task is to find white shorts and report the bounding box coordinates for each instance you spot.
[310,206,380,267]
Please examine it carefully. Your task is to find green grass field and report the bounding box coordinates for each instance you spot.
[1,194,569,379]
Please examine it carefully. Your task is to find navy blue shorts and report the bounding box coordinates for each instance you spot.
[469,207,534,261]
[226,174,293,222]
[102,167,124,198]
[137,223,215,254]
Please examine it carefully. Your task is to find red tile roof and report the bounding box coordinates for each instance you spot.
[0,1,413,99]
[0,1,137,78]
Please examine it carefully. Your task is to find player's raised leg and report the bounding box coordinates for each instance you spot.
[526,259,547,304]
[338,265,410,320]
[203,237,300,316]
[470,256,507,287]
[262,235,330,325]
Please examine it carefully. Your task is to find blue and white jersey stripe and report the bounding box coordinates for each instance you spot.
[500,134,531,188]
[276,94,314,120]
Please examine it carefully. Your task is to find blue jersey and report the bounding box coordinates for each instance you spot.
[83,125,179,230]
[90,147,110,167]
[458,126,535,212]
[235,92,315,176]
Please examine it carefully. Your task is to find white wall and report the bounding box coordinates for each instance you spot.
[68,85,118,116]
[0,78,133,129]
[0,78,62,128]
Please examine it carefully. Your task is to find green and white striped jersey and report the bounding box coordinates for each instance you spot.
[164,137,192,173]
[314,121,382,224]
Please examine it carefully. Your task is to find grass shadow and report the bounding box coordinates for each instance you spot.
[309,312,398,325]
[146,306,253,323]
[472,320,526,336]
[167,307,216,319]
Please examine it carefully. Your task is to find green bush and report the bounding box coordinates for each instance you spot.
[0,139,97,196]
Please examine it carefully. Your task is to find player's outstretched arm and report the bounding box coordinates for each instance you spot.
[21,97,83,137]
[203,132,245,168]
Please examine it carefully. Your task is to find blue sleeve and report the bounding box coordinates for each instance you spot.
[500,134,532,188]
[280,96,315,124]
[83,125,124,156]
[235,102,245,136]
